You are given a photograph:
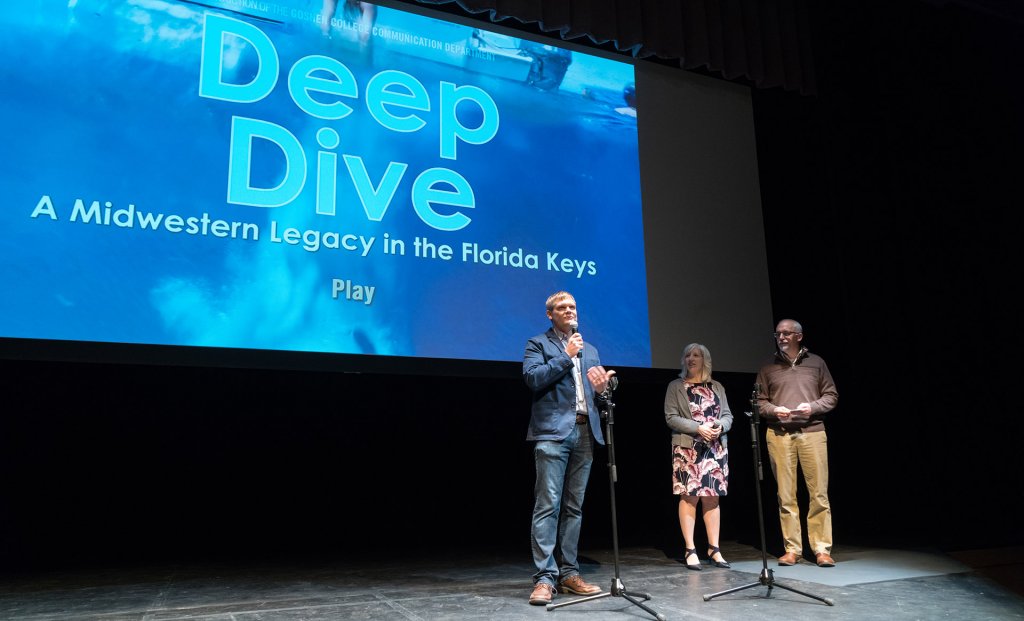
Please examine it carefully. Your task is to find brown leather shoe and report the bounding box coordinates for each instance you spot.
[558,574,603,595]
[815,552,836,567]
[529,582,555,605]
[778,551,800,566]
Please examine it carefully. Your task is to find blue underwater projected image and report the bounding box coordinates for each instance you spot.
[0,0,649,366]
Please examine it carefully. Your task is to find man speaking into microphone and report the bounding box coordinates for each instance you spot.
[523,291,616,606]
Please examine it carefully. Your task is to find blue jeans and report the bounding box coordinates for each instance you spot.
[531,423,594,586]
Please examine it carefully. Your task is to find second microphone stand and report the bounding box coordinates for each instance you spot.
[547,378,667,621]
[702,385,834,606]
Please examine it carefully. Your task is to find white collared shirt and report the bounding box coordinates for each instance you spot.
[557,329,588,415]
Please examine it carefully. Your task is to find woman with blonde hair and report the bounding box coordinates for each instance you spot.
[664,343,733,570]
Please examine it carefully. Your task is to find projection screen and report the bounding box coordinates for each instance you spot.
[0,0,772,373]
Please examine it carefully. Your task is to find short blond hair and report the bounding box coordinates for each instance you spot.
[545,291,574,312]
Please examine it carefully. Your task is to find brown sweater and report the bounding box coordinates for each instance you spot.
[756,348,838,433]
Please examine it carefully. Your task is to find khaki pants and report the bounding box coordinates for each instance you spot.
[765,428,832,555]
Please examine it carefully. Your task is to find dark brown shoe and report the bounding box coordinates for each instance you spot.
[778,551,800,566]
[558,574,602,595]
[529,582,555,605]
[815,552,836,567]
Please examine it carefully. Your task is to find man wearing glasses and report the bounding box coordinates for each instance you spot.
[756,319,839,568]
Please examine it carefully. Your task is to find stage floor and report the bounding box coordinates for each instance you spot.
[1,542,1021,620]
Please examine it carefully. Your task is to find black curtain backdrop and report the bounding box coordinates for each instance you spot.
[2,0,1023,572]
[752,0,1023,547]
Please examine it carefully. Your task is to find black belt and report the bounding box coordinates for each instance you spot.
[575,414,588,425]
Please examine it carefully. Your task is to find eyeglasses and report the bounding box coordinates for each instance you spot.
[774,331,801,338]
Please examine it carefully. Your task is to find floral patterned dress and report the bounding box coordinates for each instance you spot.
[672,383,729,496]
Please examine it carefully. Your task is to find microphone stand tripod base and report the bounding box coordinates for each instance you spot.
[702,567,835,606]
[547,578,666,621]
[546,385,666,621]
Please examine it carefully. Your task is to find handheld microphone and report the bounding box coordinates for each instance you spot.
[568,320,582,359]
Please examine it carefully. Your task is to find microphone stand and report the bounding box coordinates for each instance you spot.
[547,378,667,621]
[702,384,834,606]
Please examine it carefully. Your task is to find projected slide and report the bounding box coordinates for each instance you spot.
[0,0,649,366]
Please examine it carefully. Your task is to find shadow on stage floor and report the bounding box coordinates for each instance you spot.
[1,542,1021,620]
